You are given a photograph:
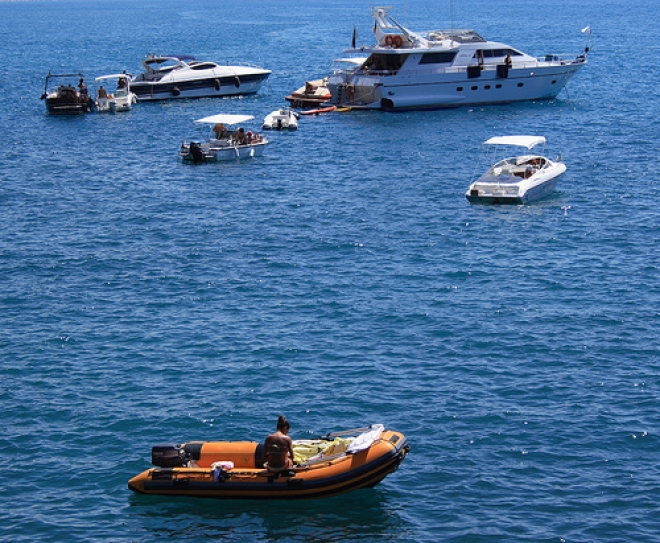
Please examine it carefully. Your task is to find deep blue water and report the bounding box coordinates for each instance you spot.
[1,0,659,541]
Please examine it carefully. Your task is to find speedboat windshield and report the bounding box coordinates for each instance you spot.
[143,55,194,71]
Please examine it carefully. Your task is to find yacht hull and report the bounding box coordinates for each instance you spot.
[466,162,566,205]
[329,64,584,111]
[132,72,269,101]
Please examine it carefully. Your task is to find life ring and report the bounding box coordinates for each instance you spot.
[172,86,180,96]
[214,79,221,91]
[385,35,403,48]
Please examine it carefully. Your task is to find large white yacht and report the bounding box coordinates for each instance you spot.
[326,7,589,110]
[130,55,271,101]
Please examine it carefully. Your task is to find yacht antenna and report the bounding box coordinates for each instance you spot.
[449,0,454,31]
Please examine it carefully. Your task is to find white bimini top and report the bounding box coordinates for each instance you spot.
[483,136,546,149]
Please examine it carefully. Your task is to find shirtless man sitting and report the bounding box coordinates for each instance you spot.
[264,415,294,472]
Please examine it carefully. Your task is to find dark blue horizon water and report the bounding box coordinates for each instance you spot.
[1,0,659,541]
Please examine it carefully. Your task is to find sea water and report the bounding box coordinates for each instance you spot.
[1,0,659,541]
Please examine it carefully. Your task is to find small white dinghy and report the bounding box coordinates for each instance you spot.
[466,136,566,204]
[262,108,299,130]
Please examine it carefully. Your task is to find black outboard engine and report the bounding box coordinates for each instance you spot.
[152,444,189,467]
[189,141,204,164]
[151,442,205,467]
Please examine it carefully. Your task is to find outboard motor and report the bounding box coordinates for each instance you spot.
[189,141,204,164]
[151,442,205,467]
[152,444,189,467]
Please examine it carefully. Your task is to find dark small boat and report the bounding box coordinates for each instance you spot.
[40,72,94,115]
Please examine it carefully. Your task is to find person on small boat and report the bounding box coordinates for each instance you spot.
[78,78,88,96]
[236,127,246,145]
[98,86,107,99]
[264,415,294,472]
[213,123,226,139]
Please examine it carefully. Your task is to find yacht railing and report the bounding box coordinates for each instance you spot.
[336,56,583,79]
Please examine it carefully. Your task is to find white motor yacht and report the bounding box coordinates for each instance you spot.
[326,7,589,110]
[131,55,271,101]
[466,136,566,204]
[179,114,268,164]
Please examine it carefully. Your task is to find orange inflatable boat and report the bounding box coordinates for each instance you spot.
[128,424,409,499]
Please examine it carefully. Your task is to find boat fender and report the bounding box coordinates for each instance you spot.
[172,86,180,96]
[234,76,241,88]
[214,79,221,91]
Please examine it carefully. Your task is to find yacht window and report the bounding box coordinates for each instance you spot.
[190,63,217,70]
[364,53,408,73]
[419,51,458,64]
[510,49,523,57]
[495,84,502,89]
[457,86,464,91]
[483,50,494,58]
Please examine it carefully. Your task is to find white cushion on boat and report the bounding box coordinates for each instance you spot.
[347,424,385,453]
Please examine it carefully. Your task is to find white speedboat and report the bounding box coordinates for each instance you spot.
[466,136,566,204]
[94,74,137,112]
[326,7,589,110]
[262,109,299,130]
[179,114,268,164]
[131,55,271,101]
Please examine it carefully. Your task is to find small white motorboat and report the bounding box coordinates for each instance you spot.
[179,114,268,164]
[466,136,566,204]
[262,108,299,130]
[95,74,137,113]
